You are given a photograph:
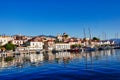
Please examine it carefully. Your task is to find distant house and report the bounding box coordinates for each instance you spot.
[69,38,82,45]
[0,36,13,46]
[12,40,24,46]
[99,40,113,45]
[55,43,70,50]
[96,40,115,46]
[12,35,30,46]
[27,37,44,50]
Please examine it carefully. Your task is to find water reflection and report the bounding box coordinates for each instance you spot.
[0,49,118,69]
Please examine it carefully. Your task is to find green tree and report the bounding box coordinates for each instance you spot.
[71,45,76,48]
[92,37,100,41]
[64,34,69,38]
[4,42,15,50]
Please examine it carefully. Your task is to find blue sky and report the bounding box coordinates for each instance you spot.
[0,0,120,39]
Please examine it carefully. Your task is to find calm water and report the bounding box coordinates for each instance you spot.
[1,49,120,80]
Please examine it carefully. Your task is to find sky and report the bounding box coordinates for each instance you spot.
[0,0,120,39]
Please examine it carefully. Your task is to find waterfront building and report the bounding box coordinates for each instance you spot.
[69,38,82,45]
[26,37,44,50]
[81,38,90,47]
[99,40,115,45]
[55,43,70,50]
[16,47,29,51]
[90,40,100,47]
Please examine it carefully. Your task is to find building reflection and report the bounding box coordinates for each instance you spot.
[0,49,118,69]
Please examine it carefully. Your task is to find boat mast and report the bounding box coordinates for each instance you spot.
[88,28,92,46]
[83,28,86,47]
[83,28,86,39]
[105,33,106,40]
[117,33,119,39]
[102,32,106,40]
[88,28,92,40]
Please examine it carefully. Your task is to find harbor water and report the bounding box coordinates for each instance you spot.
[0,49,120,80]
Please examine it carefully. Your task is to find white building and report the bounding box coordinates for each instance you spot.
[27,41,44,50]
[16,47,29,51]
[0,36,13,46]
[27,38,44,50]
[12,35,31,46]
[99,40,114,45]
[12,40,24,46]
[55,43,70,50]
[25,37,44,50]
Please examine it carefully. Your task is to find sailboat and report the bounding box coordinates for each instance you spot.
[83,28,96,52]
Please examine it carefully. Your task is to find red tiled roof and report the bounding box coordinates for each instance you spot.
[28,37,43,42]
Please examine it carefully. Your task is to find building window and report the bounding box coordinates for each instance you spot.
[4,40,6,42]
[33,43,34,46]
